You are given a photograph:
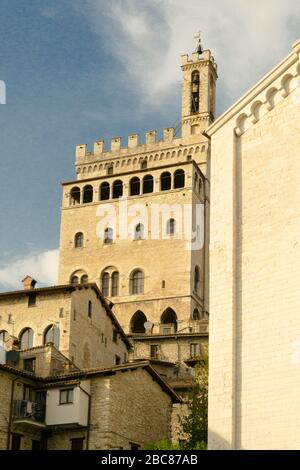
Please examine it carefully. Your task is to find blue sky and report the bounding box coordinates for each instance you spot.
[0,0,300,290]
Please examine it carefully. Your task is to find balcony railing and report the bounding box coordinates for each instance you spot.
[13,400,45,424]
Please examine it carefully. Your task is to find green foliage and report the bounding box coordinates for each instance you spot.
[179,356,208,450]
[142,440,181,450]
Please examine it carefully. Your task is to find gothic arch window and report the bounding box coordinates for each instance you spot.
[100,182,110,201]
[130,311,147,334]
[166,218,176,236]
[192,308,201,320]
[19,328,34,350]
[83,185,93,204]
[44,324,60,349]
[194,266,200,293]
[111,271,119,297]
[104,227,113,244]
[112,180,123,199]
[101,272,110,297]
[74,232,84,248]
[191,70,200,114]
[160,172,171,191]
[130,177,140,196]
[174,169,185,189]
[143,174,153,194]
[130,269,144,295]
[134,223,144,240]
[70,187,80,206]
[161,308,177,333]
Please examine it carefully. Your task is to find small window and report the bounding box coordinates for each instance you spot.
[130,270,144,295]
[174,169,185,189]
[100,182,110,201]
[194,266,200,292]
[134,223,144,240]
[166,218,176,236]
[130,177,140,196]
[115,355,121,365]
[104,227,113,244]
[107,165,113,176]
[74,232,84,248]
[88,301,92,318]
[141,160,147,170]
[24,357,36,373]
[81,274,88,284]
[101,272,110,297]
[19,328,34,349]
[83,185,93,204]
[112,180,123,199]
[71,275,79,285]
[143,174,153,194]
[28,293,36,307]
[111,271,119,297]
[162,327,172,335]
[60,388,74,405]
[150,345,159,359]
[190,343,201,358]
[70,187,80,206]
[71,438,84,451]
[11,434,21,451]
[113,330,118,344]
[160,172,171,191]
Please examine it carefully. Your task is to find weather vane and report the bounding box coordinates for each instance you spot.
[195,30,203,54]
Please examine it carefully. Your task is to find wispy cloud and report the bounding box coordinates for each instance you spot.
[0,249,59,291]
[81,0,300,112]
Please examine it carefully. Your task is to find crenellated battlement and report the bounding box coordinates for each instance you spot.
[75,127,179,162]
[180,49,217,73]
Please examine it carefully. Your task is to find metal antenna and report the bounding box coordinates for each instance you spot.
[195,30,203,54]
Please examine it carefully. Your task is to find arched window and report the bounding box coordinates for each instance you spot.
[160,172,171,191]
[81,274,89,284]
[74,232,84,248]
[194,266,200,293]
[191,70,200,114]
[161,308,177,333]
[112,180,123,199]
[100,182,110,201]
[71,275,79,285]
[130,311,147,334]
[111,271,119,297]
[130,270,144,295]
[134,223,144,240]
[0,330,9,347]
[70,187,80,206]
[143,175,153,194]
[192,308,201,320]
[141,160,147,170]
[174,169,185,189]
[101,272,110,297]
[19,328,34,349]
[44,324,60,349]
[104,227,113,244]
[83,185,93,204]
[130,177,140,196]
[166,218,176,236]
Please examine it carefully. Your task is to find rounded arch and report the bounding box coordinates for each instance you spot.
[265,86,278,110]
[130,311,147,334]
[70,269,88,285]
[130,269,144,295]
[83,185,93,204]
[174,169,185,189]
[143,174,154,194]
[160,172,171,191]
[44,324,60,349]
[281,73,294,95]
[112,180,123,199]
[192,308,201,320]
[19,327,34,349]
[250,100,264,123]
[100,182,110,201]
[70,186,80,206]
[81,274,89,284]
[235,113,248,136]
[130,177,140,196]
[74,232,84,248]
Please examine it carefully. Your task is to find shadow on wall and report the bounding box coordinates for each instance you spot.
[207,430,233,450]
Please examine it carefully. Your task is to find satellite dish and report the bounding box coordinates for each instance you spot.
[144,321,153,330]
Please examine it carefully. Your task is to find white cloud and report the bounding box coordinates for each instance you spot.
[0,249,59,291]
[82,0,300,112]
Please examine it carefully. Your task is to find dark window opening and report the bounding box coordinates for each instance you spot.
[70,187,80,205]
[24,357,36,373]
[166,218,176,236]
[111,271,119,297]
[81,274,88,284]
[100,182,110,201]
[143,174,153,194]
[150,345,159,359]
[11,434,21,451]
[75,232,84,248]
[130,177,140,196]
[115,355,121,365]
[174,169,185,189]
[101,272,110,297]
[113,330,118,344]
[83,185,93,204]
[194,266,200,292]
[191,70,200,114]
[104,227,113,244]
[161,308,177,332]
[160,172,171,191]
[28,293,36,307]
[130,311,147,334]
[134,223,144,240]
[112,180,123,199]
[88,301,92,318]
[71,438,85,450]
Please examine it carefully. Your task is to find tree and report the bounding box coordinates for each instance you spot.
[179,356,208,449]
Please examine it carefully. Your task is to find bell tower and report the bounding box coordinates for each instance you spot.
[181,41,218,138]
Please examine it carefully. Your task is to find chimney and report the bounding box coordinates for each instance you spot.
[22,276,37,290]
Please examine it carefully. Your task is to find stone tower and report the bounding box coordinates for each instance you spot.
[58,46,217,375]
